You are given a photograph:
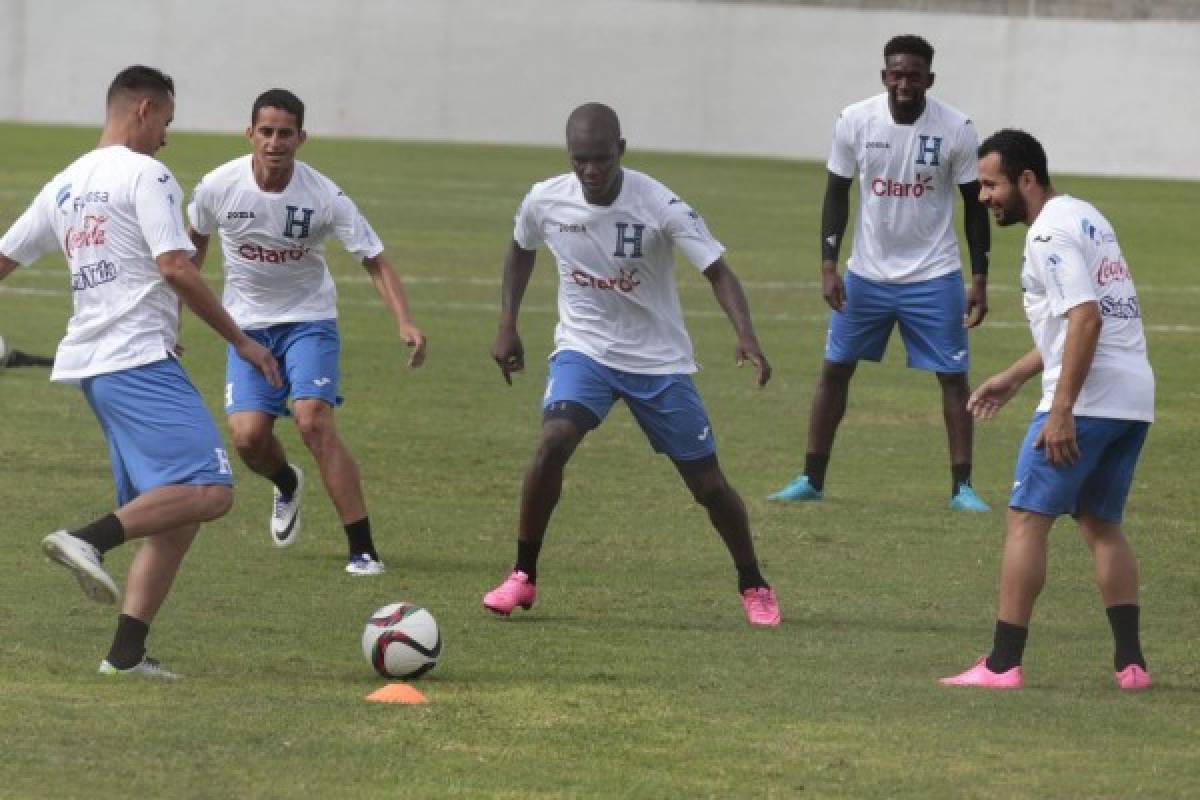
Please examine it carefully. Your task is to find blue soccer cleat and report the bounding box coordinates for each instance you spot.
[950,483,990,512]
[768,475,824,503]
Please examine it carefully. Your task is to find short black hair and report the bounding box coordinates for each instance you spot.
[884,35,934,66]
[106,65,174,106]
[978,129,1051,187]
[252,89,305,129]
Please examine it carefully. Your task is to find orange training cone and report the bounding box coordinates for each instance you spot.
[365,683,428,704]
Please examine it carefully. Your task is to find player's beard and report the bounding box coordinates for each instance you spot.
[995,191,1027,227]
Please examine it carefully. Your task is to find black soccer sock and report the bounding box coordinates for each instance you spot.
[345,517,378,560]
[8,349,55,368]
[515,539,542,584]
[804,453,830,491]
[269,463,299,500]
[986,619,1029,673]
[736,562,768,593]
[1106,604,1147,671]
[106,614,149,670]
[70,513,125,556]
[951,463,973,495]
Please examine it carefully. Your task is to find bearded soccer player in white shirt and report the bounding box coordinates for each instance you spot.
[942,130,1153,691]
[0,66,281,678]
[188,89,426,576]
[481,103,780,627]
[770,35,992,512]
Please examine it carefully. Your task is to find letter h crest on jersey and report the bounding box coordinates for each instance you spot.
[613,222,645,258]
[283,205,314,238]
[915,135,943,167]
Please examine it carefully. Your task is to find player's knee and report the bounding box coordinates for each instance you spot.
[294,402,333,444]
[936,371,969,391]
[230,423,270,456]
[196,484,234,522]
[820,360,856,385]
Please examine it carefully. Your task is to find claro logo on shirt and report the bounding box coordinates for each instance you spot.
[871,174,934,198]
[570,267,641,292]
[237,243,310,263]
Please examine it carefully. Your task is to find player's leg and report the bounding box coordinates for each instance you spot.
[483,351,611,615]
[771,271,891,501]
[896,272,987,510]
[1075,418,1151,688]
[225,327,301,546]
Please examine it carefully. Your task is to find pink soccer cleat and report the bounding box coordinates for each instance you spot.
[483,569,537,616]
[741,587,781,627]
[940,656,1024,689]
[1115,664,1152,691]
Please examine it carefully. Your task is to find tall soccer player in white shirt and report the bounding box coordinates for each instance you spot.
[942,130,1153,690]
[188,89,426,576]
[769,35,992,512]
[0,66,282,678]
[482,103,781,627]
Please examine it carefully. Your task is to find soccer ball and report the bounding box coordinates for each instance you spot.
[361,602,441,680]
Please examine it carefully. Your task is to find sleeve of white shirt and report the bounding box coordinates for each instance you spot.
[187,177,218,236]
[512,188,543,251]
[331,192,384,260]
[826,113,857,179]
[952,119,980,185]
[134,163,195,258]
[1030,228,1097,317]
[659,193,725,272]
[0,185,59,266]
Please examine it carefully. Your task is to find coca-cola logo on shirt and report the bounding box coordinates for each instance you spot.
[64,215,107,259]
[1096,257,1130,286]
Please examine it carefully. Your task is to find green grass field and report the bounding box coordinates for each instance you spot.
[1,123,1197,798]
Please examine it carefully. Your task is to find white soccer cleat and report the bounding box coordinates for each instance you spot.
[345,554,385,576]
[270,465,304,547]
[41,530,119,604]
[99,656,180,680]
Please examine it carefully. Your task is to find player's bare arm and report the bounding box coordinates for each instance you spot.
[960,180,990,328]
[187,227,211,270]
[704,258,771,387]
[362,253,426,369]
[0,254,18,281]
[492,241,536,385]
[1036,301,1102,465]
[156,248,282,387]
[820,171,853,311]
[967,348,1043,420]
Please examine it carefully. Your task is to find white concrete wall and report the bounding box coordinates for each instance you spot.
[1,0,1197,178]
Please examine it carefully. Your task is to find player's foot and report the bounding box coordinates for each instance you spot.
[270,465,304,547]
[345,554,385,576]
[740,586,781,627]
[98,656,180,680]
[940,656,1024,689]
[483,569,537,616]
[41,530,119,605]
[1115,664,1152,690]
[768,475,824,503]
[950,483,990,512]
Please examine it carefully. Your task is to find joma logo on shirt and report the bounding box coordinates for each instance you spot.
[559,223,586,233]
[227,211,256,219]
[571,267,641,292]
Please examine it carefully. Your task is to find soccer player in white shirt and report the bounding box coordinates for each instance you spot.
[0,66,281,678]
[188,89,426,576]
[942,130,1153,690]
[481,103,780,627]
[769,35,992,512]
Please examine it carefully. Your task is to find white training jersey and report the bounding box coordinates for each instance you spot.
[0,146,194,383]
[1021,195,1153,422]
[828,93,979,283]
[188,155,383,329]
[514,169,725,375]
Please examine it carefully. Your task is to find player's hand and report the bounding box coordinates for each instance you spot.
[399,322,427,368]
[967,373,1021,420]
[1034,407,1080,466]
[235,337,283,388]
[821,265,845,312]
[736,338,771,387]
[964,276,988,328]
[491,326,524,385]
[172,342,186,358]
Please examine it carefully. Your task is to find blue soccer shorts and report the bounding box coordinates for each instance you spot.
[542,350,716,464]
[825,271,969,373]
[225,319,343,417]
[1009,412,1150,522]
[82,357,233,506]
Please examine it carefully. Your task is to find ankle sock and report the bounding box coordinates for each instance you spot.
[70,514,125,556]
[986,619,1028,673]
